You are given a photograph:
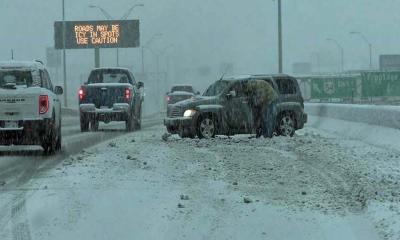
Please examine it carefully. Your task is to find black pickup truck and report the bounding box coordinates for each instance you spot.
[79,68,144,132]
[164,74,307,138]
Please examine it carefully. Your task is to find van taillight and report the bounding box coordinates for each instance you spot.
[125,88,132,100]
[39,95,49,114]
[78,88,84,100]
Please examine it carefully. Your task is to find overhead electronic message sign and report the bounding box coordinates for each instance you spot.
[54,20,140,49]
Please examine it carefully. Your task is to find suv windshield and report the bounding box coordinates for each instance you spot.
[203,80,231,96]
[171,86,193,93]
[88,69,131,84]
[0,70,33,88]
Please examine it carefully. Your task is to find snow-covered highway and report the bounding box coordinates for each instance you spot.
[1,110,399,240]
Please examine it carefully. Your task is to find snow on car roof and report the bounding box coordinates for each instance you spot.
[91,67,131,72]
[169,91,195,96]
[223,74,291,81]
[0,60,45,70]
[171,84,193,87]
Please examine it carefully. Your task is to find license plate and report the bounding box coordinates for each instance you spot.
[4,121,18,128]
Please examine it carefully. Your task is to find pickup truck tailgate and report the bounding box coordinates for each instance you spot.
[0,90,38,121]
[83,83,131,108]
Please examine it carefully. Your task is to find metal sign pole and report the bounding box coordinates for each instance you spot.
[95,48,100,68]
[62,0,68,107]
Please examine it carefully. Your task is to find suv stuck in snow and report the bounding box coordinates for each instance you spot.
[79,68,144,132]
[164,74,307,138]
[0,61,64,154]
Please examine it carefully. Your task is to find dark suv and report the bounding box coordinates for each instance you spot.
[164,74,307,138]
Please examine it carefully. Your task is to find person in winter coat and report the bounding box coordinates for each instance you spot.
[245,80,278,138]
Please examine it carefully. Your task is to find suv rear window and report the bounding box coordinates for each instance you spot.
[276,78,296,94]
[0,70,33,88]
[88,69,132,84]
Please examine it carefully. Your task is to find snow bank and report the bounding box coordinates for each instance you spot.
[305,103,400,129]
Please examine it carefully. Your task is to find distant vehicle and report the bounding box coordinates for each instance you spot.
[165,84,200,105]
[78,68,144,132]
[164,74,307,138]
[0,61,64,154]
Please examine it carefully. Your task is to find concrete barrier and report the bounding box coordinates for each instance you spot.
[305,103,400,129]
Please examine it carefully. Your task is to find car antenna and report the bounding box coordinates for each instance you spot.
[219,69,229,81]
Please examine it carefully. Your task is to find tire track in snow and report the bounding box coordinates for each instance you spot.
[0,116,162,239]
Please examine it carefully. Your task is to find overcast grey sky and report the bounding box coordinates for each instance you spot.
[1,0,400,89]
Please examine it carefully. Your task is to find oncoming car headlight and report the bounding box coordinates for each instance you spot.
[183,109,197,117]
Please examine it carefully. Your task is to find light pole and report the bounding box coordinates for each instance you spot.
[277,0,283,73]
[62,0,68,107]
[326,38,344,73]
[89,3,144,67]
[350,31,372,70]
[141,33,163,75]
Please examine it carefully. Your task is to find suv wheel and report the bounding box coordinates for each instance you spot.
[80,113,89,132]
[91,120,99,131]
[126,112,134,132]
[134,107,142,130]
[55,118,62,151]
[277,112,295,137]
[197,115,216,139]
[42,114,57,155]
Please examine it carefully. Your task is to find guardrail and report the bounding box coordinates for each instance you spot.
[305,103,400,129]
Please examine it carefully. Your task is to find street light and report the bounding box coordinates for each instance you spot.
[272,0,283,73]
[62,0,68,107]
[350,31,372,70]
[89,3,144,67]
[326,38,344,73]
[89,3,144,20]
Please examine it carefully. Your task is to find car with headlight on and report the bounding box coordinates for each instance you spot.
[0,60,64,154]
[164,74,307,138]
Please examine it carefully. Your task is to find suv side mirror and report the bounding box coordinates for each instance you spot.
[196,91,200,95]
[226,90,236,99]
[138,81,144,88]
[54,86,63,95]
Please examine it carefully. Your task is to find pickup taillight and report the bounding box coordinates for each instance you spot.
[39,95,49,114]
[78,88,84,101]
[125,88,132,100]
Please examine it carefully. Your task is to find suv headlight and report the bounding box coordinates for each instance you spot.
[183,109,197,117]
